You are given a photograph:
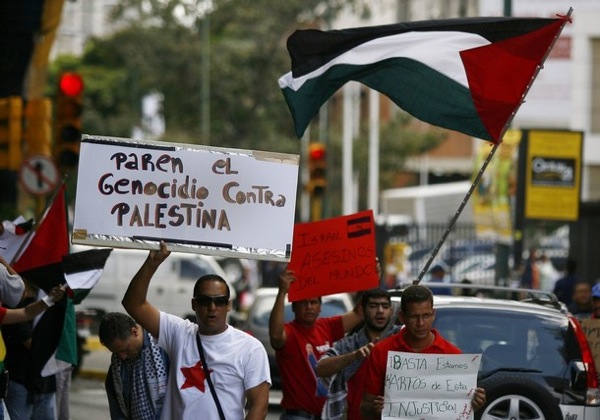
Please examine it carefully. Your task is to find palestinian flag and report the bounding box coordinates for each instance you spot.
[279,15,570,142]
[13,184,69,271]
[25,248,112,373]
[63,248,112,305]
[0,216,33,262]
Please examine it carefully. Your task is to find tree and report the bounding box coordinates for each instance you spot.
[46,0,447,218]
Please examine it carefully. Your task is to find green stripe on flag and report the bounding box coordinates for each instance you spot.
[56,297,78,365]
[282,58,491,140]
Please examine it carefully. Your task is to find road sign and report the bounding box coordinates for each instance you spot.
[19,155,59,196]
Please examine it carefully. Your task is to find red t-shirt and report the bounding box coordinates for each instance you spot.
[346,359,369,420]
[363,328,462,397]
[276,316,345,414]
[0,307,6,324]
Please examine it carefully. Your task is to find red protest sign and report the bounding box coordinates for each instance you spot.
[287,210,379,301]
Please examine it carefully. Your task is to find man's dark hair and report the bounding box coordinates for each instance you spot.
[400,284,434,313]
[193,274,230,298]
[361,288,391,309]
[565,259,577,275]
[99,312,137,344]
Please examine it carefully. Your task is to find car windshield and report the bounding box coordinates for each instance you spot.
[433,307,576,377]
[252,295,349,326]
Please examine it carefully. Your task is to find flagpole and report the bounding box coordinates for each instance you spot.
[413,9,573,284]
[10,180,67,265]
[414,142,500,284]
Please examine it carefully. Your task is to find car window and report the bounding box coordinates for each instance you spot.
[434,308,571,377]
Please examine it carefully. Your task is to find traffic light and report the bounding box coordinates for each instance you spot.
[307,142,327,196]
[0,96,23,171]
[307,142,326,221]
[24,98,53,157]
[55,72,84,169]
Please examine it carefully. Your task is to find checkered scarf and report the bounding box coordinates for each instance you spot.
[111,331,169,420]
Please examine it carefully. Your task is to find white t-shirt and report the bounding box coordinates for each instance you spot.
[0,264,24,307]
[158,312,270,420]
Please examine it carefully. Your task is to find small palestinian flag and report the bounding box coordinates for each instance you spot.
[0,217,33,262]
[2,218,33,235]
[63,248,112,304]
[24,248,112,372]
[279,15,570,142]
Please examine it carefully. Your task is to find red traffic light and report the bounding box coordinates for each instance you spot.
[309,143,326,161]
[59,72,84,97]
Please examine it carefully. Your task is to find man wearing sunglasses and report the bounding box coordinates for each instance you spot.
[122,242,270,420]
[269,269,364,419]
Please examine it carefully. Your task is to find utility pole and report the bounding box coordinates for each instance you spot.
[495,0,513,286]
[201,8,210,145]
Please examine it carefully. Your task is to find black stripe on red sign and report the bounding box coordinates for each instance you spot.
[346,216,372,238]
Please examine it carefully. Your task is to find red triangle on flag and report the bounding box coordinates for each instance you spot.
[461,19,564,141]
[13,184,69,272]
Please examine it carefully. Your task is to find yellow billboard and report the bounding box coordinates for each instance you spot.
[524,130,582,221]
[472,130,520,244]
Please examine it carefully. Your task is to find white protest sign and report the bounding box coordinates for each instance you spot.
[72,135,299,261]
[383,351,481,420]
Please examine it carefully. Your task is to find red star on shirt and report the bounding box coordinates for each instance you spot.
[180,361,211,392]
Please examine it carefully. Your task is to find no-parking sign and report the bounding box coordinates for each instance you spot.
[19,155,60,196]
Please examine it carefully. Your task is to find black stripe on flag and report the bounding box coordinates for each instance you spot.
[288,17,561,77]
[347,216,372,238]
[63,248,113,274]
[20,262,65,294]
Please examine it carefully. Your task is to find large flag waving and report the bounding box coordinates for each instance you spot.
[279,15,570,142]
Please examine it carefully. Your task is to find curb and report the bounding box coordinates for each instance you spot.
[77,369,107,381]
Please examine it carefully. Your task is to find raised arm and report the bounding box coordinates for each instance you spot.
[268,269,294,350]
[316,342,375,378]
[2,285,65,325]
[341,294,364,333]
[121,241,170,338]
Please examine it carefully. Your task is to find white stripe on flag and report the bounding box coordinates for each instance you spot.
[278,31,490,91]
[65,268,103,290]
[41,351,71,377]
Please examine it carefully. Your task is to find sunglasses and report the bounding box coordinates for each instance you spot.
[195,294,230,307]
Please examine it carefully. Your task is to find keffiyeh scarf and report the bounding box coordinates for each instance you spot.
[110,331,169,420]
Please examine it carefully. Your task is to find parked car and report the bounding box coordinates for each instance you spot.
[241,287,354,389]
[389,284,600,419]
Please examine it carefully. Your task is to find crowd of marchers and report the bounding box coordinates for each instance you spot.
[4,233,597,420]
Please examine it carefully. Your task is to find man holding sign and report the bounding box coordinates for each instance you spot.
[360,285,486,419]
[269,269,363,419]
